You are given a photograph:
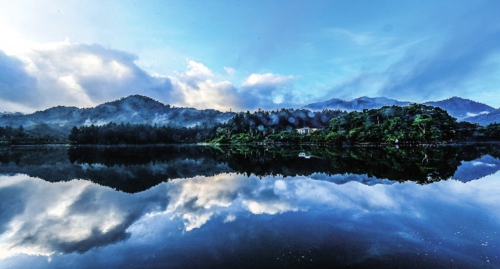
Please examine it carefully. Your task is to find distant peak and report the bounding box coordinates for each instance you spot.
[435,96,478,102]
[123,94,157,101]
[447,96,469,101]
[427,96,491,106]
[111,95,165,105]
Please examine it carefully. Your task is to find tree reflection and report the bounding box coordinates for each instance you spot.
[0,144,500,192]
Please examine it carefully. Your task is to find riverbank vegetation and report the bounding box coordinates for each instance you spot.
[2,104,500,146]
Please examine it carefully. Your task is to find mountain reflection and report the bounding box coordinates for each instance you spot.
[2,145,500,268]
[1,145,500,192]
[1,172,499,268]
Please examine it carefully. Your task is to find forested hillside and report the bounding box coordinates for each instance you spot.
[210,104,500,145]
[3,103,500,146]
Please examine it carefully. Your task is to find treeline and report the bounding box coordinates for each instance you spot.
[324,104,500,145]
[209,108,345,144]
[325,104,455,145]
[68,122,213,144]
[13,104,499,146]
[0,125,66,145]
[67,108,345,145]
[211,104,500,145]
[67,105,500,145]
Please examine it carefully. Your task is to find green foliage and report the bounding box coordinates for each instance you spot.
[206,103,500,145]
[327,104,461,145]
[207,108,343,144]
[6,103,498,146]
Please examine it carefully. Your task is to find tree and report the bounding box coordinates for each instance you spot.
[69,126,80,143]
[412,114,432,140]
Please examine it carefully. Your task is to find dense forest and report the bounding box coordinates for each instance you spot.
[68,122,211,144]
[210,104,500,145]
[1,104,500,145]
[0,124,66,145]
[209,108,345,144]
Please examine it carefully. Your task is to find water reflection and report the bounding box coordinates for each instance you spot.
[1,145,500,267]
[0,174,169,258]
[1,145,500,192]
[1,170,499,268]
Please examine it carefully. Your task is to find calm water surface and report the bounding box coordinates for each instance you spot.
[0,145,499,268]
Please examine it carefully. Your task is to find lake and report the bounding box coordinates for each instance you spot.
[0,145,499,268]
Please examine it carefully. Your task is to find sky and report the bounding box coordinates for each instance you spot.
[1,0,500,113]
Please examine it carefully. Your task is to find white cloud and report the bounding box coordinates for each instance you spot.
[0,27,298,113]
[242,73,293,88]
[0,26,175,112]
[223,67,235,75]
[167,62,299,111]
[184,60,214,79]
[238,73,296,109]
[0,36,173,112]
[0,24,35,56]
[168,61,241,111]
[25,43,172,106]
[223,214,236,223]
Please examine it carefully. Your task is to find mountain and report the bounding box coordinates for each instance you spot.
[424,97,495,121]
[0,95,235,135]
[453,155,500,182]
[0,112,24,116]
[463,109,500,125]
[3,94,499,138]
[305,96,495,122]
[304,96,410,111]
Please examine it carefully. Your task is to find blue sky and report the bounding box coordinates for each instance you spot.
[1,0,500,112]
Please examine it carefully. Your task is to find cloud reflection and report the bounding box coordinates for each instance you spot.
[1,171,500,266]
[0,174,169,258]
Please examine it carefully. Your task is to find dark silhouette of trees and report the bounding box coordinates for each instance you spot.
[68,122,214,144]
[0,125,65,144]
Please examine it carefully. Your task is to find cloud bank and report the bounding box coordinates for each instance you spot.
[0,29,297,113]
[0,41,173,112]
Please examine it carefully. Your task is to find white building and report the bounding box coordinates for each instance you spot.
[296,127,319,135]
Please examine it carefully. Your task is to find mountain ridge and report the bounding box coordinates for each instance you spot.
[0,95,235,135]
[2,95,500,137]
[304,96,496,122]
[304,96,411,111]
[425,97,495,120]
[464,109,500,125]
